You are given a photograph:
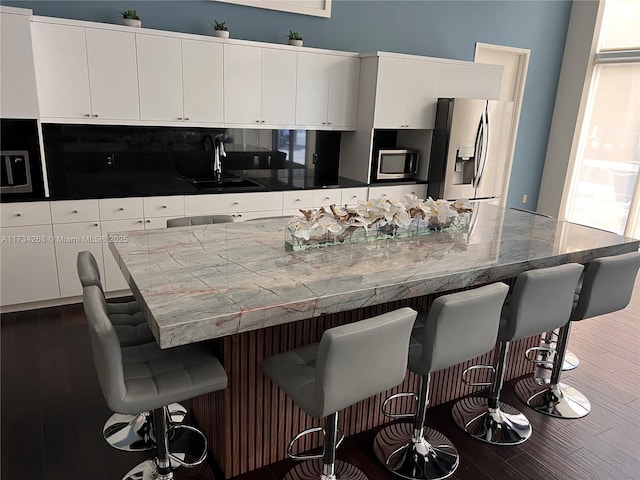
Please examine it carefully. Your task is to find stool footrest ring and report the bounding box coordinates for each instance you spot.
[167,424,208,468]
[287,426,344,460]
[461,364,495,387]
[382,392,418,419]
[525,346,557,366]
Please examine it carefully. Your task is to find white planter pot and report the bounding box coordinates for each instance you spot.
[288,39,303,47]
[122,18,141,28]
[212,30,230,38]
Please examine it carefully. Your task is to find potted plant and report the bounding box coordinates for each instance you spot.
[288,30,303,47]
[121,9,141,28]
[213,20,229,38]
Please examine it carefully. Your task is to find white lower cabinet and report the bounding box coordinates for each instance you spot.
[184,192,283,217]
[341,187,369,207]
[100,218,145,292]
[53,221,103,297]
[0,224,60,306]
[368,184,427,200]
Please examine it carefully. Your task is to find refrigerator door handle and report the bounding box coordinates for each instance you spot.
[474,108,490,189]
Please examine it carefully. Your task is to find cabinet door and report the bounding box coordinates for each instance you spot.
[224,44,262,124]
[373,57,409,129]
[53,221,104,298]
[368,184,427,200]
[327,56,360,129]
[1,12,39,118]
[261,48,297,126]
[182,39,224,123]
[137,34,184,121]
[438,63,502,100]
[296,52,331,127]
[31,22,92,119]
[0,225,60,306]
[405,60,440,129]
[101,219,145,292]
[85,28,140,121]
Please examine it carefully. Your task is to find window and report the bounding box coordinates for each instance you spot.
[565,0,640,237]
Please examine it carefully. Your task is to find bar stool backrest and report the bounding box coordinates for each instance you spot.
[572,251,640,321]
[499,263,584,342]
[418,282,509,373]
[314,307,417,418]
[82,285,127,411]
[77,250,104,291]
[166,215,235,227]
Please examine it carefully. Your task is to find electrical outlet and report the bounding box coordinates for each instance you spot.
[522,194,528,204]
[105,154,115,168]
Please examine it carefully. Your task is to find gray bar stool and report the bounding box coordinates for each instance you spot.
[263,307,418,480]
[374,282,509,480]
[82,285,228,480]
[516,251,640,418]
[77,251,186,452]
[452,263,584,445]
[166,214,234,227]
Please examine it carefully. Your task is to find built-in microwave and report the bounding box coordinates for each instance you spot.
[1,150,32,194]
[375,149,419,180]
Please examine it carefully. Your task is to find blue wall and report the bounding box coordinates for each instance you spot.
[1,0,573,208]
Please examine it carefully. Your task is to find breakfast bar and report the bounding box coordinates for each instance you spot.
[110,205,639,477]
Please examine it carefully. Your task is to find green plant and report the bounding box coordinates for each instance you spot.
[288,30,302,41]
[120,9,140,20]
[214,20,228,31]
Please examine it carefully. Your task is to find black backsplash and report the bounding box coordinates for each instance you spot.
[42,124,342,199]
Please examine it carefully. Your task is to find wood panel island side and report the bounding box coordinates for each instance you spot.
[110,204,639,477]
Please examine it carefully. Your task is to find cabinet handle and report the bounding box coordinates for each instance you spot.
[232,202,240,206]
[294,198,301,203]
[261,120,265,123]
[184,117,190,121]
[177,117,183,120]
[322,122,327,125]
[93,114,99,118]
[161,205,167,209]
[72,209,78,214]
[324,197,330,201]
[256,120,260,123]
[15,213,21,217]
[137,220,144,224]
[145,219,151,223]
[84,113,91,117]
[93,223,99,227]
[118,207,125,211]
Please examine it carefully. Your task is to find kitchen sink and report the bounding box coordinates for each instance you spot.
[188,178,265,191]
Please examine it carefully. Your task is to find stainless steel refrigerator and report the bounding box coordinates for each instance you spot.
[427,98,513,201]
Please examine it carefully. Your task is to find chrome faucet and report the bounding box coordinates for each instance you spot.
[214,136,226,183]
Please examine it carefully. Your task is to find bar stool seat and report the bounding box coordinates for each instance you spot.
[83,285,228,480]
[452,263,584,445]
[515,251,640,418]
[263,307,417,480]
[374,282,509,480]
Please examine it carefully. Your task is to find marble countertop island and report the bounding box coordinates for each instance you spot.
[110,204,639,348]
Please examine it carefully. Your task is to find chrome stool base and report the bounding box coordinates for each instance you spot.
[283,459,368,480]
[104,403,187,451]
[122,454,185,480]
[537,348,579,371]
[374,423,459,480]
[451,397,532,445]
[515,377,591,419]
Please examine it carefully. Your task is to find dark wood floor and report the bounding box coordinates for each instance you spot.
[2,277,639,480]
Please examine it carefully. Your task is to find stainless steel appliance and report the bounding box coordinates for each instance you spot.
[375,148,419,180]
[427,98,513,201]
[1,150,32,194]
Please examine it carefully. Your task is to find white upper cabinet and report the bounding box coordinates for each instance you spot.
[182,39,224,123]
[32,22,140,120]
[327,55,360,129]
[224,44,263,125]
[261,48,297,125]
[1,11,39,118]
[374,56,440,129]
[438,63,502,100]
[85,28,139,120]
[136,33,184,122]
[296,52,359,129]
[224,44,297,126]
[31,22,92,119]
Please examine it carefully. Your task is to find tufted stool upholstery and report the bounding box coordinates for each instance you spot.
[515,251,640,418]
[166,214,235,227]
[452,263,584,445]
[263,307,417,480]
[83,285,228,480]
[374,282,509,480]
